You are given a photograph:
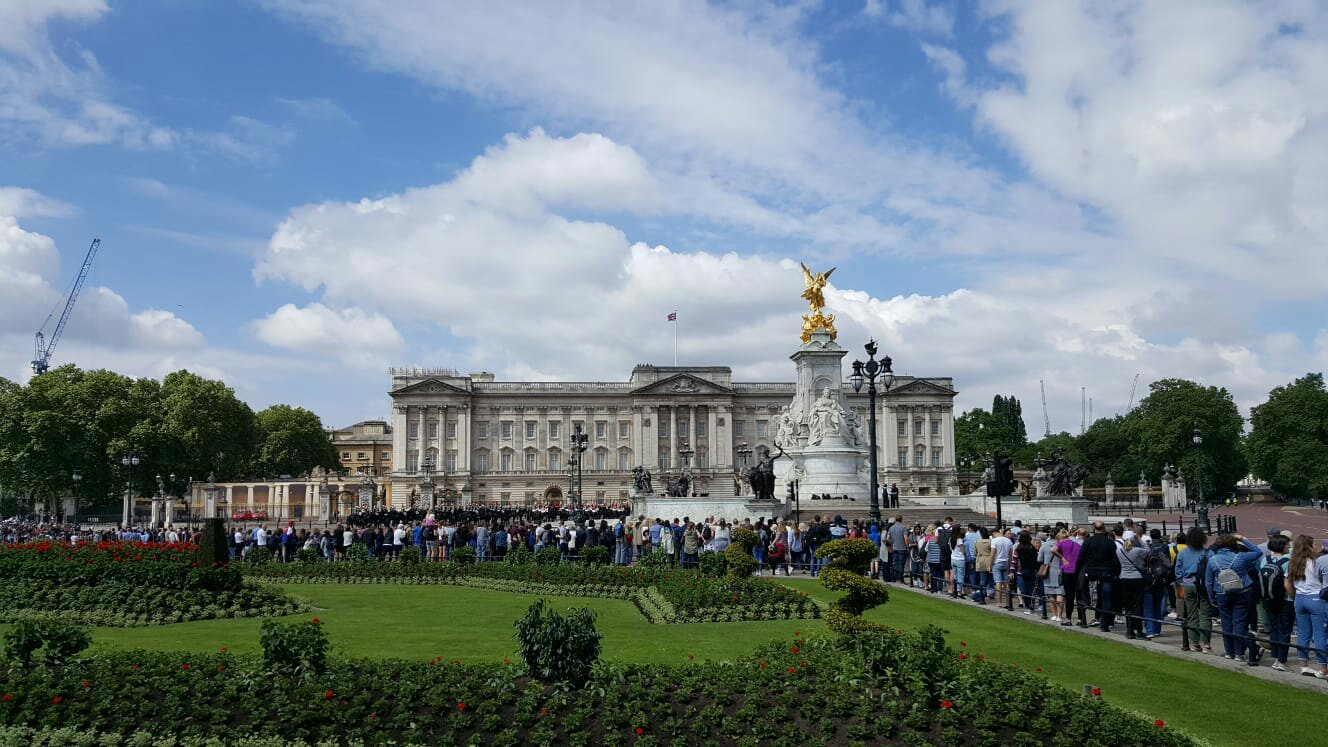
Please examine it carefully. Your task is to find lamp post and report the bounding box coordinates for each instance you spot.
[850,339,894,526]
[736,442,753,495]
[1192,427,1208,530]
[678,439,695,496]
[70,470,81,523]
[420,455,436,509]
[569,423,589,509]
[119,450,141,528]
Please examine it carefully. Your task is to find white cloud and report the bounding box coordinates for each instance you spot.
[0,194,205,380]
[864,0,955,36]
[253,303,404,359]
[0,187,75,219]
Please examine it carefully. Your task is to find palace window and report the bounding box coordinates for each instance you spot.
[446,421,457,439]
[658,417,669,437]
[914,445,925,466]
[735,420,746,438]
[406,450,419,473]
[475,452,490,473]
[914,420,923,437]
[697,417,706,436]
[356,451,366,461]
[526,421,537,439]
[897,420,905,437]
[408,421,419,439]
[596,490,606,501]
[427,422,438,440]
[618,449,631,471]
[595,449,607,470]
[445,451,457,472]
[898,448,907,467]
[549,421,560,439]
[341,451,350,460]
[659,450,670,470]
[697,448,708,468]
[500,451,513,471]
[931,420,940,436]
[756,420,768,439]
[380,451,390,461]
[678,419,688,436]
[549,450,561,472]
[596,421,607,439]
[500,492,511,503]
[525,451,537,472]
[932,447,942,467]
[477,421,489,440]
[500,421,513,440]
[619,421,630,439]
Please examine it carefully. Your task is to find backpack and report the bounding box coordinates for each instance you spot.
[1259,557,1289,604]
[1215,555,1245,594]
[1194,551,1209,591]
[1144,546,1173,586]
[495,531,508,548]
[614,523,624,539]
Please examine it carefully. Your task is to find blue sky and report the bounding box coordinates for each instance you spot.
[3,0,1327,431]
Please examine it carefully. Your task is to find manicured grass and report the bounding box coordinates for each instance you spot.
[5,577,1320,746]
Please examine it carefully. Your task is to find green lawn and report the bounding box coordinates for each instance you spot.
[9,578,1322,746]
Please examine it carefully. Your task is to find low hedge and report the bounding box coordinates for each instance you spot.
[245,560,819,624]
[0,580,307,627]
[0,627,1196,746]
[0,542,240,592]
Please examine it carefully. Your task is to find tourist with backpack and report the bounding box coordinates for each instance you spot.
[1287,534,1328,678]
[1174,527,1213,653]
[1140,530,1174,639]
[1258,534,1294,671]
[1204,533,1263,664]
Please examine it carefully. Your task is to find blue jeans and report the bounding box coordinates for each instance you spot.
[1294,594,1328,665]
[1087,575,1115,630]
[1216,592,1251,660]
[928,562,944,592]
[1018,572,1039,609]
[1142,586,1165,636]
[972,571,992,602]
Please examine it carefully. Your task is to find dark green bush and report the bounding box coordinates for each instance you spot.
[196,518,230,568]
[722,544,757,580]
[345,543,369,561]
[2,619,90,667]
[580,545,610,565]
[295,547,321,564]
[697,550,728,577]
[534,546,562,566]
[504,544,532,564]
[259,618,328,679]
[513,599,601,686]
[637,548,676,569]
[400,546,423,564]
[450,546,476,565]
[246,546,273,564]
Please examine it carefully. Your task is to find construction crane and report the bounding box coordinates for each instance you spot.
[1039,380,1051,438]
[1126,372,1140,412]
[31,238,102,375]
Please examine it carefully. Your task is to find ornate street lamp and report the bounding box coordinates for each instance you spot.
[119,450,141,527]
[735,442,753,495]
[569,423,589,508]
[1192,426,1208,530]
[678,439,695,496]
[420,455,436,509]
[850,339,894,525]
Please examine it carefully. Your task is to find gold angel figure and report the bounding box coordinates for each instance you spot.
[800,263,835,313]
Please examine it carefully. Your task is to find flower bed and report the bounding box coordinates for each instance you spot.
[0,542,305,627]
[0,628,1196,746]
[246,560,820,624]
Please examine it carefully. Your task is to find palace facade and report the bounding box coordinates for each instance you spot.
[387,364,959,506]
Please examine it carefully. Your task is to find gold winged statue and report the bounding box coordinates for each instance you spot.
[799,262,837,343]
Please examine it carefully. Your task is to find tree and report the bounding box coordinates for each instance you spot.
[156,370,257,485]
[1125,378,1246,499]
[954,408,1000,468]
[1246,373,1328,499]
[991,395,1028,451]
[253,405,339,478]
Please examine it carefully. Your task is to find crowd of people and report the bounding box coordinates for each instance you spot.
[882,515,1328,680]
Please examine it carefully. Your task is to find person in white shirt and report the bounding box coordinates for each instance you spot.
[991,529,1014,607]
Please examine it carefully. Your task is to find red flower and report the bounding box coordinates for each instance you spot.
[452,659,461,665]
[311,618,321,624]
[131,664,140,670]
[790,646,799,654]
[799,660,807,667]
[1154,720,1165,729]
[369,713,377,719]
[940,700,953,709]
[1091,688,1102,696]
[635,727,645,735]
[219,647,227,653]
[1035,667,1043,672]
[180,663,190,670]
[502,658,511,664]
[324,691,335,699]
[960,641,967,647]
[794,630,800,636]
[1,694,11,701]
[959,653,968,660]
[540,707,548,714]
[51,696,62,704]
[81,681,90,687]
[457,702,467,710]
[217,664,226,671]
[758,661,766,669]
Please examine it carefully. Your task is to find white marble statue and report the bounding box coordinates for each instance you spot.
[808,387,845,446]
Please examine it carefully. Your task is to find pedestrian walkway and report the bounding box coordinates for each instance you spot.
[888,579,1328,694]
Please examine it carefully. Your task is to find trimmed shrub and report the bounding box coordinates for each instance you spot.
[534,546,562,566]
[637,548,676,569]
[580,545,610,565]
[450,546,476,565]
[345,543,369,561]
[295,547,321,564]
[2,619,90,667]
[697,550,728,578]
[246,546,273,564]
[504,544,533,565]
[400,546,423,564]
[259,618,328,679]
[513,599,601,686]
[196,518,230,568]
[816,538,889,634]
[722,544,757,580]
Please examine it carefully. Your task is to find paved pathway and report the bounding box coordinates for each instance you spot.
[890,579,1328,694]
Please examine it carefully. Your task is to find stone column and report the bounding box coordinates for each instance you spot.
[924,407,933,468]
[122,490,130,527]
[883,404,898,469]
[631,407,643,466]
[668,406,678,469]
[643,407,658,468]
[942,406,955,466]
[707,406,718,467]
[458,405,470,472]
[392,404,407,474]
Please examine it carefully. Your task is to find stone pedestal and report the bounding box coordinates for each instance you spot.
[150,498,161,528]
[62,497,77,524]
[629,493,785,523]
[122,492,131,527]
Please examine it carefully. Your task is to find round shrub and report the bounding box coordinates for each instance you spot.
[580,546,611,566]
[723,544,757,580]
[505,544,533,565]
[637,548,676,570]
[246,547,273,564]
[534,546,562,566]
[2,619,90,667]
[513,599,601,687]
[697,550,729,578]
[730,528,758,550]
[450,546,477,565]
[345,543,370,562]
[295,547,321,564]
[816,538,889,635]
[399,546,423,564]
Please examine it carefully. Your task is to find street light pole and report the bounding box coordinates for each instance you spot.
[850,339,894,526]
[736,442,753,495]
[119,450,140,528]
[1192,427,1208,531]
[569,423,588,509]
[678,439,695,496]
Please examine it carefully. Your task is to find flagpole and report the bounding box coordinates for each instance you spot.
[673,315,678,366]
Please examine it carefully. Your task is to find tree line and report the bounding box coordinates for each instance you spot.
[0,365,340,513]
[954,375,1328,500]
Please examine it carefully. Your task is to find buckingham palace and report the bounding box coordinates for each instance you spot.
[386,364,959,507]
